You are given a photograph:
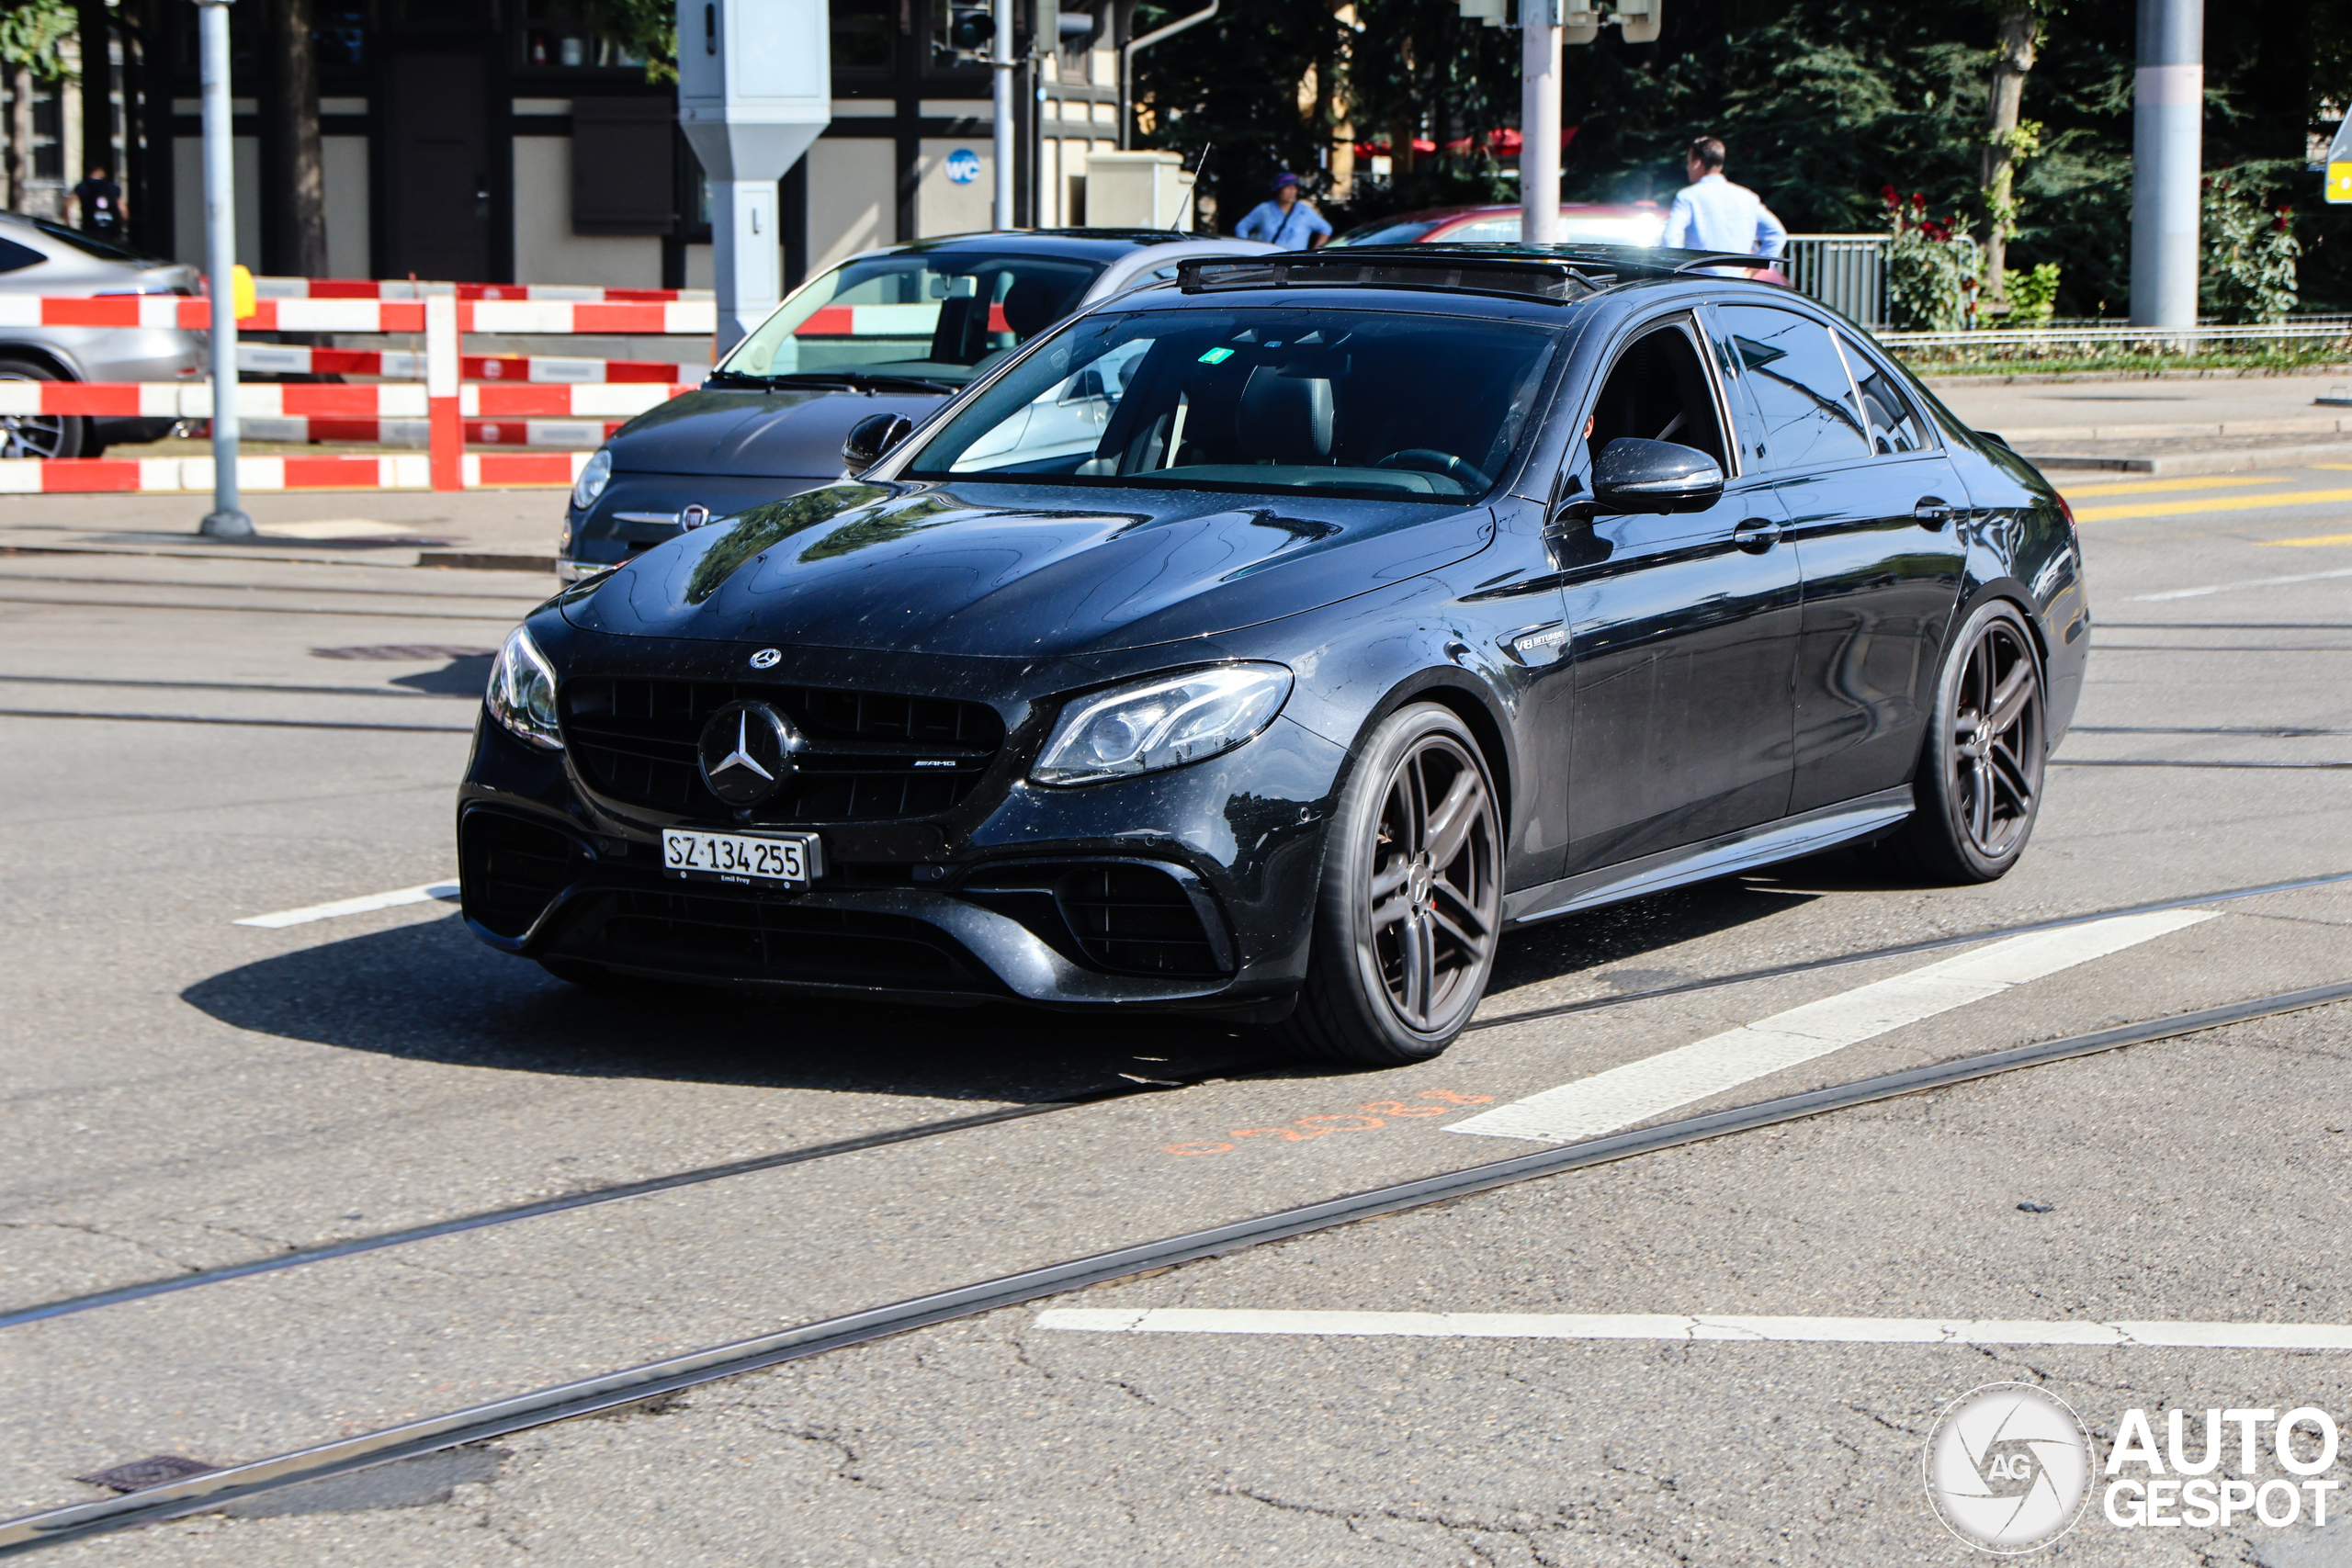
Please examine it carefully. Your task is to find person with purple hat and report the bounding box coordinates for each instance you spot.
[1234,171,1331,250]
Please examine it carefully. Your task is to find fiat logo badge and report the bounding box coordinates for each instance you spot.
[679,502,712,530]
[748,648,782,670]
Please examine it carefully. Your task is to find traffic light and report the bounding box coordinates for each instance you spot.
[947,2,994,58]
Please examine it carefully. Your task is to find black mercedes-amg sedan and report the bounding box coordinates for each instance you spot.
[459,245,2088,1066]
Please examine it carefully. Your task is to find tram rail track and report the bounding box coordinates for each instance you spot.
[4,977,2346,1556]
[7,869,2347,1336]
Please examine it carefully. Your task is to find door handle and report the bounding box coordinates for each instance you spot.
[1732,518,1781,553]
[1913,496,1953,528]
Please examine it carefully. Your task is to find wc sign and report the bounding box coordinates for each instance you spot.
[945,148,981,186]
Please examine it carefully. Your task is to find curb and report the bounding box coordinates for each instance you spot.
[417,550,557,572]
[2022,439,2352,477]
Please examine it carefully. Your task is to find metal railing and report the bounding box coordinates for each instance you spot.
[1875,319,2352,349]
[1781,233,1887,328]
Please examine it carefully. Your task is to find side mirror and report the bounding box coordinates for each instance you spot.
[1592,437,1724,513]
[842,412,913,471]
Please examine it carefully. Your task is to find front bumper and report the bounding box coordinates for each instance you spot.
[456,635,1346,1014]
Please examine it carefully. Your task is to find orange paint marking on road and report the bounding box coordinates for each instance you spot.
[1163,1091,1495,1155]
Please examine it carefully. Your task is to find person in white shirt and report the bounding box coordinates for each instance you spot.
[1662,137,1787,260]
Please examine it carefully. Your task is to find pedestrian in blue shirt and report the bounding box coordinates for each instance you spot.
[1662,138,1786,262]
[1235,172,1332,250]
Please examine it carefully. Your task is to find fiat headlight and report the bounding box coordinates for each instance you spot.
[485,626,563,750]
[1033,663,1292,786]
[570,446,613,513]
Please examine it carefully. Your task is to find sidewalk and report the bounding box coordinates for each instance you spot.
[1921,369,2352,474]
[0,489,567,573]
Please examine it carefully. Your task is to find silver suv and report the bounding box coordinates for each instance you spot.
[0,211,205,457]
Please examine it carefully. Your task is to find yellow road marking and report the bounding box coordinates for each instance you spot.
[2057,474,2283,498]
[2261,532,2352,547]
[2072,487,2352,523]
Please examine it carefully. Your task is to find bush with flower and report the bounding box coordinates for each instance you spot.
[2199,177,2301,325]
[1883,187,1982,332]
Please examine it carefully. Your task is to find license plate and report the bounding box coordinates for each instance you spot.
[661,828,822,888]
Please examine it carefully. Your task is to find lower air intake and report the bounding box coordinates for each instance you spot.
[460,812,578,939]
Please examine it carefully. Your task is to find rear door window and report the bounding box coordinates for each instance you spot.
[1837,333,1931,455]
[1711,304,1870,470]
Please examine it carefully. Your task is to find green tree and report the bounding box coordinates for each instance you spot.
[590,0,677,84]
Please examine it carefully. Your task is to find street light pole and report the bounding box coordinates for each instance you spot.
[193,0,251,540]
[1521,0,1561,245]
[991,0,1015,229]
[2129,0,2201,328]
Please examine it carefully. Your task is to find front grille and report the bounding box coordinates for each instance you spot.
[460,812,579,939]
[565,886,984,990]
[1056,864,1226,976]
[561,677,1003,823]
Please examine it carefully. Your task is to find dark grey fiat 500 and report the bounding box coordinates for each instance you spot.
[463,246,2086,1066]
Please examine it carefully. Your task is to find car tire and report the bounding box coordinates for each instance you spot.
[1866,598,2048,885]
[0,357,85,459]
[1278,702,1504,1066]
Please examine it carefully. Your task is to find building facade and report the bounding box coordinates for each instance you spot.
[110,0,1136,289]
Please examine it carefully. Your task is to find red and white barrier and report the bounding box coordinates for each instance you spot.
[0,296,716,335]
[237,344,708,384]
[0,381,689,419]
[7,280,720,492]
[253,276,711,304]
[0,449,594,494]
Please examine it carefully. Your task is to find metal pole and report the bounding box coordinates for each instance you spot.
[991,0,1014,229]
[1520,0,1560,245]
[1118,1,1216,153]
[2129,0,2200,328]
[194,0,250,538]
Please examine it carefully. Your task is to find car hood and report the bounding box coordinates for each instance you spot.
[560,479,1497,657]
[606,386,950,479]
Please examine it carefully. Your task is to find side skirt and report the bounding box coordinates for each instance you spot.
[1503,787,1915,928]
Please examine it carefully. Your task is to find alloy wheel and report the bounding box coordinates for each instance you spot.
[1945,615,2044,860]
[1367,732,1500,1035]
[0,372,73,459]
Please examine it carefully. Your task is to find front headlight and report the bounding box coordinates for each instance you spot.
[570,446,613,513]
[1032,663,1293,786]
[485,626,563,750]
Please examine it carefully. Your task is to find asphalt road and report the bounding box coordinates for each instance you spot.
[1,463,2348,1566]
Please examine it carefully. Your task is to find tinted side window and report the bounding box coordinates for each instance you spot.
[1838,333,1929,455]
[1713,305,1868,469]
[0,238,44,274]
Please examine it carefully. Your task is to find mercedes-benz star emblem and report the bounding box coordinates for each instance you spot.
[679,502,712,530]
[696,701,801,807]
[748,648,782,670]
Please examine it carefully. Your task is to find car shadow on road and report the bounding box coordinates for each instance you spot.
[180,912,1288,1103]
[184,863,1859,1101]
[1488,873,1825,997]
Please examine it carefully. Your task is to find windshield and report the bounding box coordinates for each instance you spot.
[901,307,1562,502]
[716,251,1106,387]
[25,216,164,265]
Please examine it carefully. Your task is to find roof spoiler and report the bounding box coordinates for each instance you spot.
[1174,249,1607,303]
[1668,254,1779,274]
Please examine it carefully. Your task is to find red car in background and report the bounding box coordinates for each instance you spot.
[1332,202,1668,248]
[1329,203,1791,286]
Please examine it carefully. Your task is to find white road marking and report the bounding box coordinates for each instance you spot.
[1034,1308,2352,1349]
[2132,566,2352,603]
[234,882,460,928]
[1445,908,2216,1145]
